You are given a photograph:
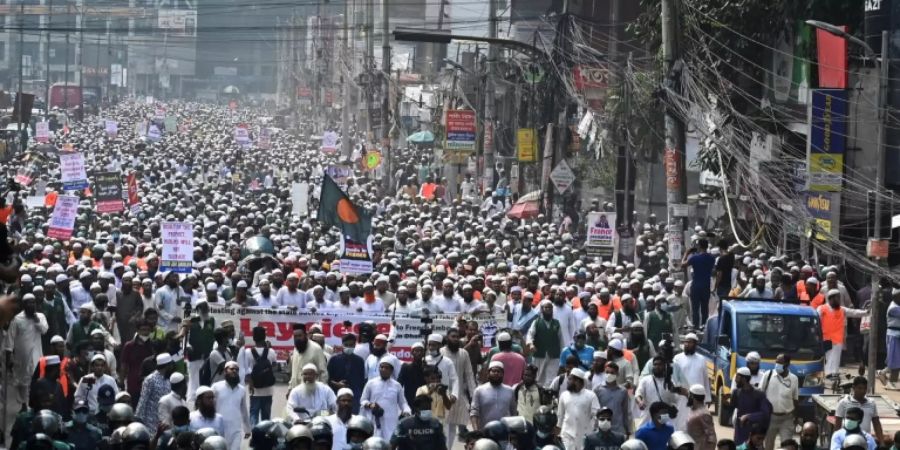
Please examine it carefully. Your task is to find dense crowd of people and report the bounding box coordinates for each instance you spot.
[0,99,892,450]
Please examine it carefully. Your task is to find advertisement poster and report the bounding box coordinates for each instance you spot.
[807,89,847,192]
[126,172,140,215]
[258,127,271,150]
[95,171,124,213]
[47,195,79,240]
[445,110,476,151]
[517,128,538,162]
[59,152,88,191]
[585,212,616,259]
[805,192,834,240]
[338,235,373,275]
[160,221,193,273]
[207,305,506,361]
[147,124,161,141]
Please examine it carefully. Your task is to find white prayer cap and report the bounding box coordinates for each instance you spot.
[302,363,318,373]
[427,333,443,344]
[569,368,588,380]
[488,361,505,370]
[156,353,173,366]
[746,352,760,363]
[689,384,706,396]
[337,388,354,399]
[170,372,185,384]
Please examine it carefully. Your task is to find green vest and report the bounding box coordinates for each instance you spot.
[645,310,673,347]
[189,318,216,359]
[71,321,102,347]
[533,319,562,358]
[629,341,652,369]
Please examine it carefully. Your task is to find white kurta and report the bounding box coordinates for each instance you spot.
[553,303,578,347]
[211,381,251,450]
[158,392,188,427]
[440,348,476,427]
[327,414,360,450]
[365,354,401,380]
[4,312,48,400]
[360,376,411,441]
[189,411,226,436]
[73,374,119,414]
[673,352,711,430]
[286,382,337,419]
[557,388,600,450]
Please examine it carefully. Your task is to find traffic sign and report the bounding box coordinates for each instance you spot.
[549,159,575,194]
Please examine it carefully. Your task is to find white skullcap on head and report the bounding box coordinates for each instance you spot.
[488,361,505,370]
[90,353,106,363]
[156,353,173,366]
[608,339,624,351]
[736,367,752,377]
[497,332,511,342]
[337,388,354,399]
[302,363,318,373]
[689,384,706,396]
[427,333,443,344]
[169,372,185,384]
[746,352,760,363]
[45,355,61,365]
[569,368,588,380]
[196,386,215,397]
[593,351,606,359]
[50,335,65,344]
[224,361,239,370]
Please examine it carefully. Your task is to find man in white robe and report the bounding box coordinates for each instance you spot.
[672,333,711,430]
[4,294,48,406]
[556,368,600,450]
[211,361,251,450]
[360,356,410,441]
[286,363,337,420]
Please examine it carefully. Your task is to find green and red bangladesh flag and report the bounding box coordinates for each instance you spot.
[317,175,372,243]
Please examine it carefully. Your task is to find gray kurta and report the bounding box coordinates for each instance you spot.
[469,383,516,428]
[441,347,477,426]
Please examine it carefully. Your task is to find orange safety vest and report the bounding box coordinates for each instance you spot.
[38,356,70,397]
[44,191,58,208]
[421,183,436,200]
[796,280,808,298]
[810,293,826,309]
[593,299,622,321]
[818,305,846,345]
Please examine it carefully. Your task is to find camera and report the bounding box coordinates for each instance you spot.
[371,404,385,418]
[437,384,448,394]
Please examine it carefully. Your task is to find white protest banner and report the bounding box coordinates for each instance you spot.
[207,305,506,361]
[338,234,373,275]
[25,196,44,208]
[585,211,617,259]
[147,124,162,141]
[234,125,251,147]
[105,120,118,137]
[59,152,88,190]
[47,195,79,240]
[321,131,338,154]
[258,127,271,149]
[291,182,309,217]
[35,121,50,143]
[160,221,193,273]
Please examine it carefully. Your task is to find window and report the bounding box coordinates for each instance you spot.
[736,313,823,360]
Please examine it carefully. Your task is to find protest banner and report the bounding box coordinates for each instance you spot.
[321,131,338,154]
[95,171,124,213]
[585,211,616,259]
[126,172,140,215]
[147,124,161,141]
[14,165,35,186]
[207,305,506,361]
[59,152,88,191]
[105,120,118,137]
[258,127,271,149]
[338,234,373,275]
[47,195,79,240]
[160,221,193,273]
[324,165,352,190]
[291,182,309,217]
[234,125,251,147]
[35,121,50,143]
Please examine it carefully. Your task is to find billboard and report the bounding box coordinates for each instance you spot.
[806,89,847,192]
[158,9,197,37]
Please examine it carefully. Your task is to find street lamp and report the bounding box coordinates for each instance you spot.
[806,19,889,393]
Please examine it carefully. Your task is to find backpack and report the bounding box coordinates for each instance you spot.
[199,349,225,386]
[250,347,276,388]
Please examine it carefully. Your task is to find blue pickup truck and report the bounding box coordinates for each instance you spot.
[697,300,826,425]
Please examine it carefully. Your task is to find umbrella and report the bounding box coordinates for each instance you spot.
[517,190,541,203]
[507,199,540,219]
[407,130,435,144]
[222,85,240,94]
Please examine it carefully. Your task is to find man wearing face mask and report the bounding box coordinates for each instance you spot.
[556,367,600,450]
[121,320,156,405]
[594,362,630,435]
[830,407,877,450]
[731,367,771,445]
[760,354,798,450]
[391,394,448,450]
[65,400,103,450]
[584,407,626,450]
[635,402,675,450]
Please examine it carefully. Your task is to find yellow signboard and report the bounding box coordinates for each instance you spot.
[517,128,538,162]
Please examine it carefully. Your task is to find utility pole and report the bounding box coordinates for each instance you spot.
[661,0,687,275]
[341,0,351,160]
[545,0,569,219]
[365,0,374,140]
[78,10,84,118]
[867,29,890,393]
[45,0,53,115]
[482,0,497,194]
[16,0,23,138]
[64,1,70,110]
[380,0,391,192]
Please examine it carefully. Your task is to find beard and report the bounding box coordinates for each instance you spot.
[489,378,502,386]
[295,340,308,352]
[302,381,316,395]
[446,342,460,352]
[226,374,239,386]
[371,347,387,357]
[200,404,216,418]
